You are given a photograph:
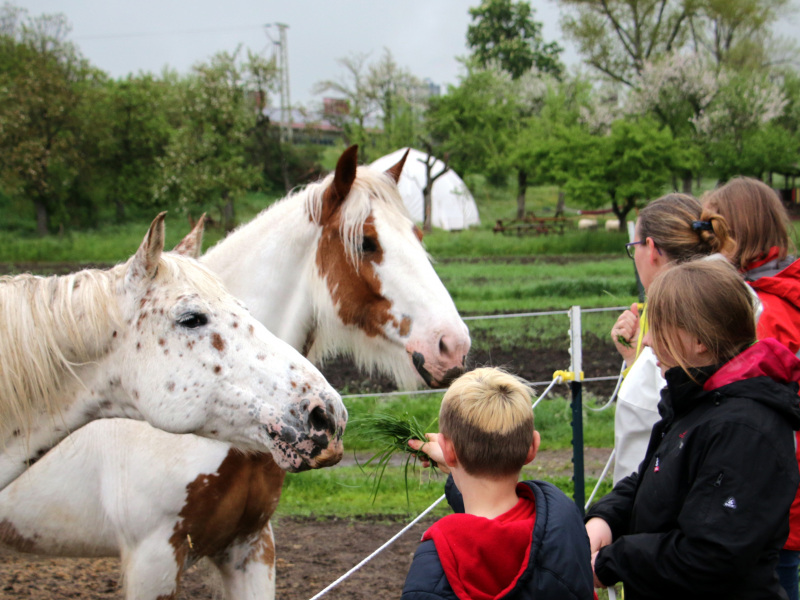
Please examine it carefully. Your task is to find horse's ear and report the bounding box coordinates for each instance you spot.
[385,148,409,183]
[321,145,358,222]
[127,212,166,287]
[173,213,205,259]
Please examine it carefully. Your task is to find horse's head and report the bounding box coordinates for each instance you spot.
[310,146,471,389]
[115,213,346,472]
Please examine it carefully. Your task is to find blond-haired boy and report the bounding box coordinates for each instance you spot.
[402,367,594,600]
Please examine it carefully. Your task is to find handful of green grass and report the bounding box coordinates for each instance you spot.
[349,411,438,503]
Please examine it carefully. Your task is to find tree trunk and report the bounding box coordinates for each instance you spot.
[682,173,693,194]
[34,198,49,236]
[423,184,433,233]
[516,170,528,220]
[556,191,565,217]
[115,197,126,223]
[222,191,235,232]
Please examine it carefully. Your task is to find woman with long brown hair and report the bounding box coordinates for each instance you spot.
[588,260,800,599]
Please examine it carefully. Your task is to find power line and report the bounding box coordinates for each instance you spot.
[74,25,262,41]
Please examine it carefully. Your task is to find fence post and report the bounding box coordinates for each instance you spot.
[569,306,585,515]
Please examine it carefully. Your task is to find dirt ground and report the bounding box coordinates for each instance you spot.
[0,446,614,600]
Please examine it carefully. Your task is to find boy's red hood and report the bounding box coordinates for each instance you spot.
[421,484,536,600]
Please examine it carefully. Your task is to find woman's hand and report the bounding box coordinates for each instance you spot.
[591,551,607,589]
[585,517,613,554]
[611,302,640,364]
[408,433,450,474]
[586,517,612,589]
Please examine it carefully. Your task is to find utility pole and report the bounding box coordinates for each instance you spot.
[265,22,292,143]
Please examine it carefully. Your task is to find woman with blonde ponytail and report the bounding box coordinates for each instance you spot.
[611,193,740,483]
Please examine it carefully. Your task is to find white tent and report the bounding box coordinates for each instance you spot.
[370,147,480,231]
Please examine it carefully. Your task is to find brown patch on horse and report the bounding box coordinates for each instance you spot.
[169,451,285,563]
[0,519,37,553]
[254,526,276,569]
[211,333,225,353]
[413,224,424,242]
[316,214,396,338]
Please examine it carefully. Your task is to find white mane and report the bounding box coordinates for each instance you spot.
[0,268,119,440]
[0,253,226,442]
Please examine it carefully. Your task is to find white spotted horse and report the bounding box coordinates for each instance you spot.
[0,212,345,496]
[0,146,471,599]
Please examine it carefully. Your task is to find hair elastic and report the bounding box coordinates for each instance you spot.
[692,220,713,232]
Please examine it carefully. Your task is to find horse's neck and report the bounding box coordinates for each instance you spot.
[202,199,321,352]
[0,356,135,491]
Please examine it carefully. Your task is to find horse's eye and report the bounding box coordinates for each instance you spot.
[177,312,208,329]
[361,236,378,253]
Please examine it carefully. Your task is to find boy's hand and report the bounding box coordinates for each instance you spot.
[611,302,640,364]
[408,433,450,474]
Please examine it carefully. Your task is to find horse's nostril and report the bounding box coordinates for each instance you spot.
[439,336,449,355]
[308,405,331,432]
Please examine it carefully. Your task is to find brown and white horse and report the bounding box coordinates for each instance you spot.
[0,146,470,599]
[0,212,345,494]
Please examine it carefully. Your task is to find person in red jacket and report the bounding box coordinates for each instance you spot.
[704,177,800,600]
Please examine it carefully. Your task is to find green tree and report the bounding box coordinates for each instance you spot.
[697,71,793,180]
[560,0,790,86]
[537,117,677,227]
[0,5,100,234]
[367,49,426,156]
[90,74,173,223]
[153,49,262,231]
[467,0,564,79]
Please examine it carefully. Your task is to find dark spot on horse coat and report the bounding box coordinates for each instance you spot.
[169,452,285,563]
[398,316,411,337]
[211,333,226,353]
[166,382,176,392]
[214,365,222,374]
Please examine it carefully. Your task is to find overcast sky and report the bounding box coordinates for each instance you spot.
[12,0,577,107]
[12,0,799,109]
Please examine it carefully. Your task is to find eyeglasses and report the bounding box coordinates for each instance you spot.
[625,241,644,259]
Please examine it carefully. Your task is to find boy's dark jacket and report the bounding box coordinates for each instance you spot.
[587,338,800,600]
[401,476,594,600]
